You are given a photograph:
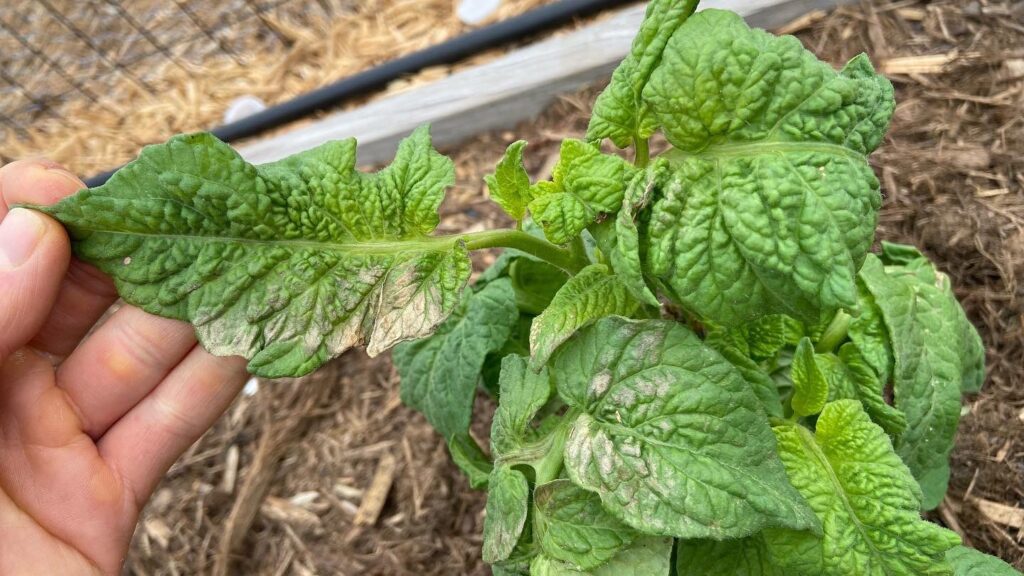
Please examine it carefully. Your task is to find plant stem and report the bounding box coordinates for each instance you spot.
[568,236,590,270]
[633,136,650,168]
[815,310,852,353]
[459,229,583,273]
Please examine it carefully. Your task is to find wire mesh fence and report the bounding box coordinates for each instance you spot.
[0,0,351,134]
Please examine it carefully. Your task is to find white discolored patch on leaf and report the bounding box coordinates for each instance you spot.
[550,317,819,539]
[41,127,470,378]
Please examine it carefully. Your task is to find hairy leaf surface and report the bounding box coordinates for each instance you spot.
[531,537,673,576]
[491,355,554,458]
[482,465,531,563]
[765,401,960,575]
[859,254,983,508]
[528,140,638,244]
[816,343,906,435]
[586,0,698,147]
[40,128,470,377]
[533,480,636,569]
[704,332,784,418]
[643,10,894,327]
[946,546,1022,576]
[395,278,518,439]
[791,337,829,417]
[529,264,640,370]
[485,140,533,221]
[551,317,818,538]
[848,281,894,384]
[591,160,668,307]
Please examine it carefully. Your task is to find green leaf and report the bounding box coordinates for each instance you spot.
[448,433,492,490]
[528,140,638,244]
[550,317,818,539]
[586,0,699,147]
[529,264,640,370]
[791,337,829,417]
[764,400,960,576]
[643,10,894,328]
[510,257,569,315]
[485,140,533,221]
[482,314,533,398]
[482,465,531,564]
[872,243,986,394]
[603,160,669,307]
[858,254,982,509]
[946,546,1022,576]
[533,480,636,570]
[491,355,554,458]
[395,277,518,439]
[39,128,471,378]
[816,343,907,435]
[531,537,673,576]
[704,333,785,418]
[675,536,784,576]
[848,281,894,384]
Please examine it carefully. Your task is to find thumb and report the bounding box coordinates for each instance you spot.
[0,207,70,362]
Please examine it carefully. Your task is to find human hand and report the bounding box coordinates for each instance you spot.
[0,161,249,575]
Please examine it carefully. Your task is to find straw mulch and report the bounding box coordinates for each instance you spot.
[115,1,1021,574]
[0,0,556,177]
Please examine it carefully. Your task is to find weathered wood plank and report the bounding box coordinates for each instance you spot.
[239,0,852,166]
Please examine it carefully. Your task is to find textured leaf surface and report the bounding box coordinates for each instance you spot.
[448,433,492,490]
[791,337,829,417]
[765,400,960,576]
[586,0,698,147]
[529,264,640,370]
[485,140,533,221]
[510,257,568,315]
[490,355,554,458]
[482,465,531,563]
[817,343,907,435]
[395,278,518,439]
[859,254,982,509]
[675,536,783,576]
[528,140,637,244]
[849,281,894,384]
[643,10,893,327]
[41,128,471,377]
[946,546,1022,576]
[531,537,673,576]
[595,161,668,307]
[533,480,636,570]
[550,317,818,538]
[704,333,784,418]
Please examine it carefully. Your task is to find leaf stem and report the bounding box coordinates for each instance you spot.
[568,236,590,270]
[633,136,650,168]
[815,310,852,353]
[459,229,583,273]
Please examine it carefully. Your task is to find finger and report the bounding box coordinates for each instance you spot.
[0,161,118,357]
[99,349,248,507]
[0,159,82,219]
[0,350,134,575]
[0,208,70,362]
[57,306,198,439]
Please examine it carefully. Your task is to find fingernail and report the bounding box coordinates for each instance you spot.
[45,165,84,189]
[0,208,46,270]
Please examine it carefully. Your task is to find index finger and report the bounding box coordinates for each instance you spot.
[0,159,83,217]
[0,160,119,357]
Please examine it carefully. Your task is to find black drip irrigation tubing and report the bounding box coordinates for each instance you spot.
[84,0,636,187]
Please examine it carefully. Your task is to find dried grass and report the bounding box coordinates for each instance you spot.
[0,0,556,176]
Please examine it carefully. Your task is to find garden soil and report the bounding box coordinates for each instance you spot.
[122,1,1024,574]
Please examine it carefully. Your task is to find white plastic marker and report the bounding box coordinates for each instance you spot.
[457,0,501,25]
